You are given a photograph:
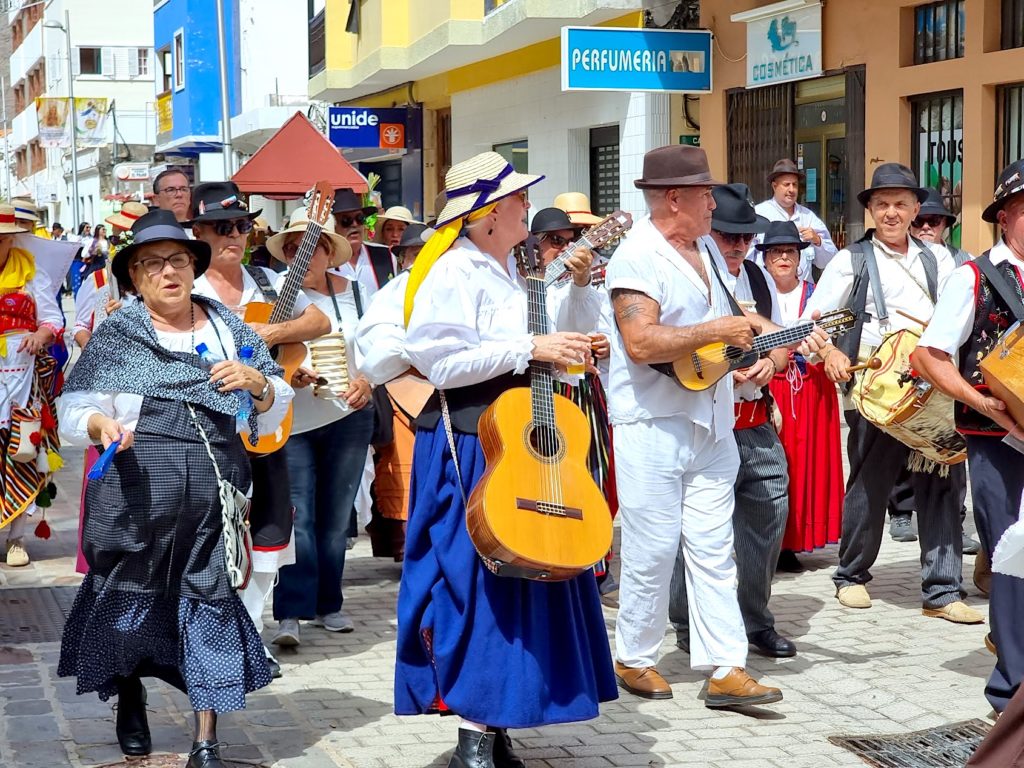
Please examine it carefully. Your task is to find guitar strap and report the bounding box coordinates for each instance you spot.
[976,252,1024,323]
[244,265,278,302]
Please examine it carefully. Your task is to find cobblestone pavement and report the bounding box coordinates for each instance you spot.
[1,427,995,767]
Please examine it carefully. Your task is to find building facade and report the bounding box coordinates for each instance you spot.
[699,0,1024,255]
[308,0,659,221]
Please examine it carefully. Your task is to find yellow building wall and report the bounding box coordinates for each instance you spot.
[700,0,1020,254]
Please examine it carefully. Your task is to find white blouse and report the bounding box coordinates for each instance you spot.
[58,313,294,446]
[353,270,412,386]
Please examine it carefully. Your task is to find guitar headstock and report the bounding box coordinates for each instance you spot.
[581,210,632,251]
[306,181,336,227]
[817,308,858,337]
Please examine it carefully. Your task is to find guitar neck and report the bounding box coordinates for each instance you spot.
[543,232,599,288]
[268,221,324,324]
[526,274,556,428]
[749,321,815,356]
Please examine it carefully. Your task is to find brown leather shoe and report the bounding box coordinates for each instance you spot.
[613,661,673,700]
[974,550,992,597]
[705,668,783,708]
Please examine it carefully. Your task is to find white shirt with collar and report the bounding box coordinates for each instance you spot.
[547,279,603,335]
[801,235,955,356]
[336,243,396,305]
[750,198,838,280]
[192,266,312,318]
[919,239,1024,357]
[604,216,736,441]
[354,269,413,385]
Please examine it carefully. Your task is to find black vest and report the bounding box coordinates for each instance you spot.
[955,253,1024,435]
[742,260,773,319]
[364,242,396,289]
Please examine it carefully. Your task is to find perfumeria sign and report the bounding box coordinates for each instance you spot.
[732,1,823,89]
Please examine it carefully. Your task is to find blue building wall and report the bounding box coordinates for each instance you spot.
[154,0,241,149]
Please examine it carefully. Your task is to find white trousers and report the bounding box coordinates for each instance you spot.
[614,416,747,671]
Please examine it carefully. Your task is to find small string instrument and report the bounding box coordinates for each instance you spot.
[241,181,334,453]
[543,211,631,286]
[466,232,623,581]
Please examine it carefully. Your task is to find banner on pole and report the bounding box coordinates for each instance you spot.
[36,97,71,148]
[74,98,109,147]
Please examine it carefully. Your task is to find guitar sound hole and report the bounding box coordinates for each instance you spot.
[528,425,562,459]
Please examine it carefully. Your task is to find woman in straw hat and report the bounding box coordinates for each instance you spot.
[0,204,65,569]
[374,205,421,247]
[261,209,376,647]
[58,209,293,767]
[398,152,617,767]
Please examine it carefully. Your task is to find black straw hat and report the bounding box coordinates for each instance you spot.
[187,181,261,223]
[983,159,1024,223]
[711,183,769,234]
[392,223,433,254]
[917,188,956,223]
[530,207,575,236]
[112,209,212,289]
[332,188,377,216]
[856,163,928,207]
[754,221,810,252]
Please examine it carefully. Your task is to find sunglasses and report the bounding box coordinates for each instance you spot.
[541,233,571,248]
[337,213,367,228]
[715,230,755,244]
[282,238,329,257]
[210,218,255,236]
[912,215,948,229]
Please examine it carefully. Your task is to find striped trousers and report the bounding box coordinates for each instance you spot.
[669,422,790,635]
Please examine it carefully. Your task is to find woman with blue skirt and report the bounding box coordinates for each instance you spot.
[397,152,617,768]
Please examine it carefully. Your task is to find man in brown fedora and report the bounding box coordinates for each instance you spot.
[752,158,837,281]
[605,144,805,707]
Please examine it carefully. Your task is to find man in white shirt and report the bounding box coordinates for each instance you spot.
[751,158,837,281]
[669,188,796,661]
[607,145,787,708]
[152,169,192,225]
[804,163,982,624]
[331,188,396,304]
[912,159,1024,714]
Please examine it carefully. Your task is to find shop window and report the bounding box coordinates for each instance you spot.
[136,48,150,77]
[493,139,528,174]
[1004,0,1024,49]
[998,84,1024,167]
[910,91,964,247]
[173,30,185,91]
[913,0,965,64]
[589,125,620,217]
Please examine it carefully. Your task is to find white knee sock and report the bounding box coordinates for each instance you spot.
[459,719,488,733]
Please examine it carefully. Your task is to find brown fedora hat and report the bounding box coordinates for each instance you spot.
[634,145,721,189]
[767,158,805,183]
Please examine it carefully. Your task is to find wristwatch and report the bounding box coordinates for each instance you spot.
[252,377,272,402]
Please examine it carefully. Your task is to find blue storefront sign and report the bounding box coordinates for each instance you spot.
[561,26,713,94]
[328,107,410,149]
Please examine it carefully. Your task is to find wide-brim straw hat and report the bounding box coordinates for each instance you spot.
[11,199,40,223]
[267,207,353,269]
[0,203,30,234]
[552,192,602,226]
[105,201,149,231]
[378,206,421,225]
[435,151,544,228]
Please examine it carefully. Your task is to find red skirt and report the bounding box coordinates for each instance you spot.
[769,360,844,553]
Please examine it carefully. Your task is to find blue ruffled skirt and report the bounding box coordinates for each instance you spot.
[394,424,617,728]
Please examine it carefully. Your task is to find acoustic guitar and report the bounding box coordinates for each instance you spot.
[241,181,335,454]
[668,308,857,391]
[543,210,631,287]
[466,233,625,582]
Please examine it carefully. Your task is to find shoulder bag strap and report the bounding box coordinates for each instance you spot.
[244,265,278,302]
[351,279,364,318]
[910,236,939,302]
[976,252,1024,323]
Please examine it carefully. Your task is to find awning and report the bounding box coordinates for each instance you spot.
[231,111,368,199]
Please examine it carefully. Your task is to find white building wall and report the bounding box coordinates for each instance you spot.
[450,66,670,219]
[238,0,309,112]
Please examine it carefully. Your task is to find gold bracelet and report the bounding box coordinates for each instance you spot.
[821,347,836,364]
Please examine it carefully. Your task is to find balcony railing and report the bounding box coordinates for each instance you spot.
[484,0,514,14]
[309,10,326,77]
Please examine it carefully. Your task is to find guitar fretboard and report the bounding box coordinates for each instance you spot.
[526,274,556,429]
[724,313,851,361]
[269,220,324,325]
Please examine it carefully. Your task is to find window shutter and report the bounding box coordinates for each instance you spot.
[128,48,139,78]
[101,47,115,78]
[71,48,81,78]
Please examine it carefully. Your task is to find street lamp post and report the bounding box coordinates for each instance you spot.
[44,11,80,232]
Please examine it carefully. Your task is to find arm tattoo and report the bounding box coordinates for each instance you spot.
[611,288,650,322]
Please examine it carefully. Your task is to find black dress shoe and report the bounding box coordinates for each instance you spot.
[448,729,496,768]
[776,549,804,573]
[748,628,797,658]
[186,740,226,768]
[491,728,526,768]
[115,678,151,756]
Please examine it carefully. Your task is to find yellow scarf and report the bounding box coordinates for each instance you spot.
[0,247,36,292]
[403,203,498,326]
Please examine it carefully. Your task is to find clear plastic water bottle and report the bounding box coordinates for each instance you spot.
[196,342,254,425]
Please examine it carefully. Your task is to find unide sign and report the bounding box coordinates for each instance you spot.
[331,110,379,128]
[327,107,408,149]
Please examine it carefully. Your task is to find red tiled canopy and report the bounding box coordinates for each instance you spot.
[232,111,368,199]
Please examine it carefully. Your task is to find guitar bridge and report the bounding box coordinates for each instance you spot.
[515,497,583,520]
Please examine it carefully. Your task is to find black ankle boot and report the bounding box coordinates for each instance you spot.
[448,729,496,768]
[115,678,151,756]
[186,740,225,768]
[491,728,527,768]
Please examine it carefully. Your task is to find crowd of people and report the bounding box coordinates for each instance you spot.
[0,144,1022,767]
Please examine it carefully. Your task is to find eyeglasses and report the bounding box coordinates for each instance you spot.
[765,247,800,260]
[337,213,367,228]
[541,233,571,248]
[714,230,755,244]
[134,251,193,275]
[282,238,329,257]
[157,186,190,197]
[912,215,948,229]
[211,218,255,237]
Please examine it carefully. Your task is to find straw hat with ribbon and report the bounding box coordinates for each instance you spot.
[0,203,30,234]
[266,207,353,269]
[105,201,149,232]
[552,192,602,226]
[378,205,422,226]
[11,198,40,224]
[403,151,543,325]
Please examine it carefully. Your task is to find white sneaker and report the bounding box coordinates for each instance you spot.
[272,619,300,646]
[313,611,354,633]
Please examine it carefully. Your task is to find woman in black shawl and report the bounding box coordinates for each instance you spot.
[57,210,295,768]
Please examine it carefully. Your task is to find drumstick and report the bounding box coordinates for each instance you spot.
[846,358,882,374]
[895,309,930,328]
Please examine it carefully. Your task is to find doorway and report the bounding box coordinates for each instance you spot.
[794,76,848,248]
